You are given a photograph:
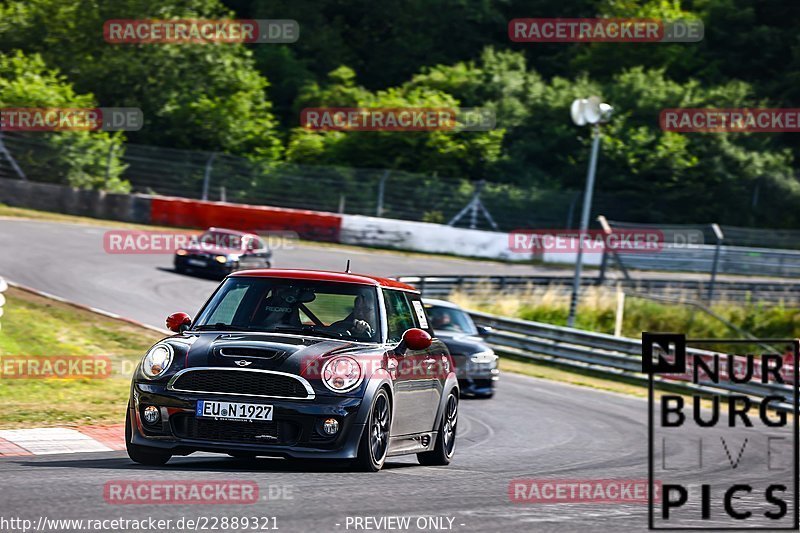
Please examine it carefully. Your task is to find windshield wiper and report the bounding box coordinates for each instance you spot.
[270,325,344,340]
[191,323,251,332]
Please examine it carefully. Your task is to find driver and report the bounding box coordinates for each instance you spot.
[430,309,453,330]
[328,293,376,339]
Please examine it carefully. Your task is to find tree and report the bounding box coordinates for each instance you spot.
[285,66,505,178]
[0,51,128,191]
[0,0,282,158]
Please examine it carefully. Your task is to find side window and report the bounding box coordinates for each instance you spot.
[383,290,415,343]
[405,293,432,333]
[250,237,266,251]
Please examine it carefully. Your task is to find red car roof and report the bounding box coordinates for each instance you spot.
[206,227,256,237]
[229,269,418,291]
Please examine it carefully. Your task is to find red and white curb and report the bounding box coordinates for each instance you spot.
[0,424,125,457]
[0,279,159,458]
[5,280,170,335]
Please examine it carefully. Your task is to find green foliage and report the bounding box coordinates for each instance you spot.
[0,0,797,225]
[465,289,800,340]
[285,66,505,177]
[0,51,128,191]
[0,0,282,158]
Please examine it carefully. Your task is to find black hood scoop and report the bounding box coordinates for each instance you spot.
[215,346,286,360]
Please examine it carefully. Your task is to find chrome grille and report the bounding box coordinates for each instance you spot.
[167,368,314,399]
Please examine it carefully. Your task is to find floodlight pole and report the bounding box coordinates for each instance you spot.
[567,124,601,328]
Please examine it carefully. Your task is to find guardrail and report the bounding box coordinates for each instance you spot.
[398,275,800,304]
[467,309,796,410]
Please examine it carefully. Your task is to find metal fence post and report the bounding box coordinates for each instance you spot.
[707,223,724,302]
[201,152,216,201]
[614,283,625,337]
[0,131,27,181]
[104,143,116,183]
[376,170,389,217]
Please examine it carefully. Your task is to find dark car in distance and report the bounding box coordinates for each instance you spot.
[174,228,272,277]
[423,298,499,398]
[127,269,459,471]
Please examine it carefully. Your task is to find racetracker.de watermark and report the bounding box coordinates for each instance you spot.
[300,107,495,131]
[301,354,455,382]
[0,108,142,131]
[509,18,703,43]
[509,479,661,504]
[103,230,297,254]
[104,19,299,44]
[661,108,800,132]
[508,229,704,254]
[103,481,261,504]
[0,356,112,379]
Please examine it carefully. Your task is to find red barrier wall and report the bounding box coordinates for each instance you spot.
[150,197,342,242]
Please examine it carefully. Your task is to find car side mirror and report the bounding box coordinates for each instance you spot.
[166,312,192,333]
[401,328,432,351]
[476,326,492,337]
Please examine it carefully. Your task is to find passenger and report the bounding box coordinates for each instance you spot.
[257,286,303,327]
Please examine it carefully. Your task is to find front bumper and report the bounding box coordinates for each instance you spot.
[455,360,499,397]
[174,255,235,276]
[130,382,365,459]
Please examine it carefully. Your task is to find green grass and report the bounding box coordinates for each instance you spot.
[450,285,800,339]
[0,287,164,428]
[450,285,800,399]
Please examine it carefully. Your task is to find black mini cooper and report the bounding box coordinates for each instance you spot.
[126,269,459,471]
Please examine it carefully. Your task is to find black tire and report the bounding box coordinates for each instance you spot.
[126,407,172,466]
[354,388,391,472]
[417,390,458,466]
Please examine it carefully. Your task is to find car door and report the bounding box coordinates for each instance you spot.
[384,289,439,435]
[406,292,447,420]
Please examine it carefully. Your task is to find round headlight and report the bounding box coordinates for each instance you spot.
[142,343,174,378]
[215,255,228,264]
[322,356,363,393]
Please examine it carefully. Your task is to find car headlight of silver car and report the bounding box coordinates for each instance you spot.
[322,356,363,393]
[141,343,174,378]
[470,349,496,364]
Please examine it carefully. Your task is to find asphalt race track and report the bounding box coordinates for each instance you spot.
[0,374,656,532]
[0,217,787,532]
[0,218,551,329]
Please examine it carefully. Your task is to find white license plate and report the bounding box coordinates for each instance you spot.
[187,259,207,267]
[196,400,273,421]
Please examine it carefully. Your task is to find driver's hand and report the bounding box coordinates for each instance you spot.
[352,319,373,337]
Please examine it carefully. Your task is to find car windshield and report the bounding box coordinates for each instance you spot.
[425,304,478,335]
[193,277,381,343]
[198,231,243,250]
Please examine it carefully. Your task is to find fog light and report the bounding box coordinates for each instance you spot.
[142,405,160,424]
[322,418,339,435]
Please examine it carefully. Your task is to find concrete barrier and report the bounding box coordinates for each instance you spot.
[0,178,150,224]
[340,214,532,261]
[0,178,537,261]
[149,196,342,242]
